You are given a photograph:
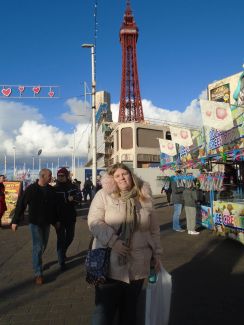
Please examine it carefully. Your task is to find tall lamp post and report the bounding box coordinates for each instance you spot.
[82,43,97,187]
[13,146,16,179]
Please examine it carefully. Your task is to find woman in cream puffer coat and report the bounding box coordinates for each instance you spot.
[87,163,162,325]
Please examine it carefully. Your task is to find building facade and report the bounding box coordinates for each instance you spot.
[108,122,173,168]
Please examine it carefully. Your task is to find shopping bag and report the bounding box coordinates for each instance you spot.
[145,263,172,325]
[85,247,111,285]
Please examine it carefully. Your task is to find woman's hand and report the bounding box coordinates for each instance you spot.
[112,239,130,256]
[153,256,161,273]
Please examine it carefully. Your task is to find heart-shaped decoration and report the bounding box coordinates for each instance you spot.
[206,110,212,117]
[180,130,189,139]
[1,88,12,97]
[216,107,227,120]
[18,86,25,93]
[48,90,54,97]
[32,86,41,94]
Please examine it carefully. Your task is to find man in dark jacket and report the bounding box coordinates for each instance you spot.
[83,177,94,201]
[11,169,60,285]
[171,170,185,232]
[54,168,79,270]
[0,175,7,228]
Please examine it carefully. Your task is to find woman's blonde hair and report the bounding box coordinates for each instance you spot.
[107,163,151,201]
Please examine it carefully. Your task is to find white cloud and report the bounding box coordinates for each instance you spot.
[0,92,207,161]
[111,90,207,127]
[61,97,91,125]
[0,99,91,159]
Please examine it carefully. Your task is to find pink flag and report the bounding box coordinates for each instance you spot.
[200,99,233,131]
[169,126,193,147]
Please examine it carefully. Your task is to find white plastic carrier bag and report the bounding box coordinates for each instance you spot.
[145,263,172,325]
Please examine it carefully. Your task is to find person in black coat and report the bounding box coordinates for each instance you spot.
[0,175,7,228]
[11,169,60,285]
[54,168,79,270]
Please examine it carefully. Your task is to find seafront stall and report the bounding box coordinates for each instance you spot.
[158,82,244,243]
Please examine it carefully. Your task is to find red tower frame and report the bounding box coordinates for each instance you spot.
[119,0,144,123]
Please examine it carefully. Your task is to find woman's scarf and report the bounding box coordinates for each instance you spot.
[118,187,138,265]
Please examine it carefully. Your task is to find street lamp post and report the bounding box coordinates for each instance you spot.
[4,155,7,176]
[82,43,97,187]
[13,146,16,179]
[73,128,76,179]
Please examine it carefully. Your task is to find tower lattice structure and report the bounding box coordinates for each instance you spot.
[119,1,144,123]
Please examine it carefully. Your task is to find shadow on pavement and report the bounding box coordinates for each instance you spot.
[169,237,244,325]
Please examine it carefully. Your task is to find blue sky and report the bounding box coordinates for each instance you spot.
[0,0,244,167]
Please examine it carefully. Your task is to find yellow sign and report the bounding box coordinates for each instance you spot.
[213,200,244,245]
[2,181,22,225]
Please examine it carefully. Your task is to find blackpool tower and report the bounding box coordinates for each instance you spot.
[119,0,144,123]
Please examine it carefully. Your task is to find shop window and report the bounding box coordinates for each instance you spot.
[121,127,133,149]
[166,131,172,140]
[137,128,164,148]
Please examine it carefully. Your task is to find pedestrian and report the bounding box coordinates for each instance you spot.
[55,168,79,270]
[95,175,102,193]
[183,181,200,235]
[83,177,94,201]
[72,178,83,204]
[88,163,162,325]
[161,178,172,205]
[11,169,60,285]
[0,175,7,228]
[171,170,185,232]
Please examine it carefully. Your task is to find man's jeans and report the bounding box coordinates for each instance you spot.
[29,224,50,276]
[56,222,75,265]
[172,203,183,230]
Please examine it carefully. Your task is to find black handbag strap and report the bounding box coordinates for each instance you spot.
[88,224,122,250]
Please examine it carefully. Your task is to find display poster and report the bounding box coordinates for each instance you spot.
[204,73,244,156]
[200,99,234,131]
[2,181,22,225]
[169,126,193,147]
[210,83,230,103]
[179,130,205,162]
[158,138,177,156]
[213,200,244,245]
[198,205,214,230]
[160,153,174,166]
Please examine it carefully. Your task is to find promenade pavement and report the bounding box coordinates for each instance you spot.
[0,196,244,325]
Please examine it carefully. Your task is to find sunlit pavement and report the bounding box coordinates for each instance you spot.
[0,198,243,325]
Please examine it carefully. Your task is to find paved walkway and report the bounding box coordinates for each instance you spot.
[0,197,244,325]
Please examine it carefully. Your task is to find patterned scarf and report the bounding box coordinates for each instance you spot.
[118,187,138,265]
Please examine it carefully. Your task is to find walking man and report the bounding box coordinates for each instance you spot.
[83,177,94,201]
[171,170,185,232]
[11,169,60,284]
[54,168,79,270]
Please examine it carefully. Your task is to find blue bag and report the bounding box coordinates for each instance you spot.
[85,245,111,285]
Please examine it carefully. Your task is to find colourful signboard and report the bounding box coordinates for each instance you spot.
[210,83,230,103]
[2,181,22,225]
[213,200,244,245]
[198,205,214,230]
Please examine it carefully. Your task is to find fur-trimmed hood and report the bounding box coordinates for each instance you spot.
[101,172,152,200]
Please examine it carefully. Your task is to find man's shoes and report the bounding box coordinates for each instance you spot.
[35,276,44,285]
[188,230,200,235]
[174,228,185,232]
